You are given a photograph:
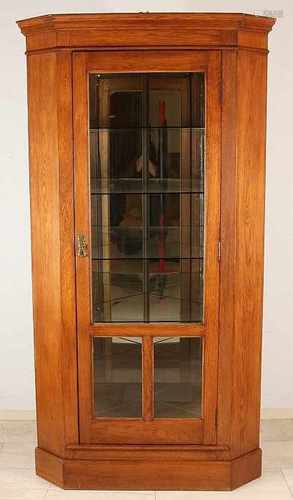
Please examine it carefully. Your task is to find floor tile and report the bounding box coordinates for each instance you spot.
[1,419,293,498]
[231,470,292,497]
[282,469,293,495]
[0,420,37,444]
[0,467,49,499]
[0,491,47,500]
[156,471,291,499]
[261,419,293,442]
[0,422,4,442]
[49,483,153,494]
[46,491,154,499]
[262,440,293,470]
[0,442,35,468]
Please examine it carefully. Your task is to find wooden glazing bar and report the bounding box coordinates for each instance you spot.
[142,336,154,421]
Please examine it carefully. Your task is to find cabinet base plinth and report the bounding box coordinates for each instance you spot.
[36,447,261,491]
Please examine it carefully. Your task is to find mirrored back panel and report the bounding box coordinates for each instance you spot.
[89,73,205,322]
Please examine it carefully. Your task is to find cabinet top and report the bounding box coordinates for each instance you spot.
[17,12,275,52]
[17,12,276,32]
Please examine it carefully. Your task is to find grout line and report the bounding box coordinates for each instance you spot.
[281,469,293,497]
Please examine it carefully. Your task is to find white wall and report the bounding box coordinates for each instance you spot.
[0,0,292,412]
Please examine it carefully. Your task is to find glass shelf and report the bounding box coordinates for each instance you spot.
[90,179,204,194]
[90,127,205,131]
[91,257,204,261]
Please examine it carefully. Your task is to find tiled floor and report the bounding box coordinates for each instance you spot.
[1,419,293,499]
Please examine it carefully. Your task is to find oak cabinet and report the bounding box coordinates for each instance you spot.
[17,12,275,490]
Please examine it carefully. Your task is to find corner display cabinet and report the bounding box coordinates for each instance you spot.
[18,13,275,491]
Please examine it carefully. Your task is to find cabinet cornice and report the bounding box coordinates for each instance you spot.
[17,13,275,52]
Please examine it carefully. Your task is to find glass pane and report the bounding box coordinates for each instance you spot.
[148,259,203,322]
[91,194,143,259]
[192,73,205,128]
[148,74,190,127]
[147,128,204,193]
[148,193,203,259]
[154,337,202,418]
[93,337,142,417]
[90,129,144,194]
[92,260,144,322]
[89,72,205,323]
[89,74,144,129]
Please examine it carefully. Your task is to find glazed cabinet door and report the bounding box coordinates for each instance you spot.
[73,50,221,444]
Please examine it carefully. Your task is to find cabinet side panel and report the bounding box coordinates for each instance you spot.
[28,53,65,454]
[231,50,267,456]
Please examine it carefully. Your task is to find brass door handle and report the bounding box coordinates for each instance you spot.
[76,234,88,257]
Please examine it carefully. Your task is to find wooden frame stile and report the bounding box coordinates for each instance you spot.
[73,50,221,445]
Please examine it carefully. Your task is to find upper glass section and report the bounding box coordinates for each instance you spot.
[89,73,205,322]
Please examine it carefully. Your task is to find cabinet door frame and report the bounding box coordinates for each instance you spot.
[73,50,221,445]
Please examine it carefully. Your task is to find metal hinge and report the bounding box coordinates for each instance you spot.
[217,240,221,262]
[76,234,88,257]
